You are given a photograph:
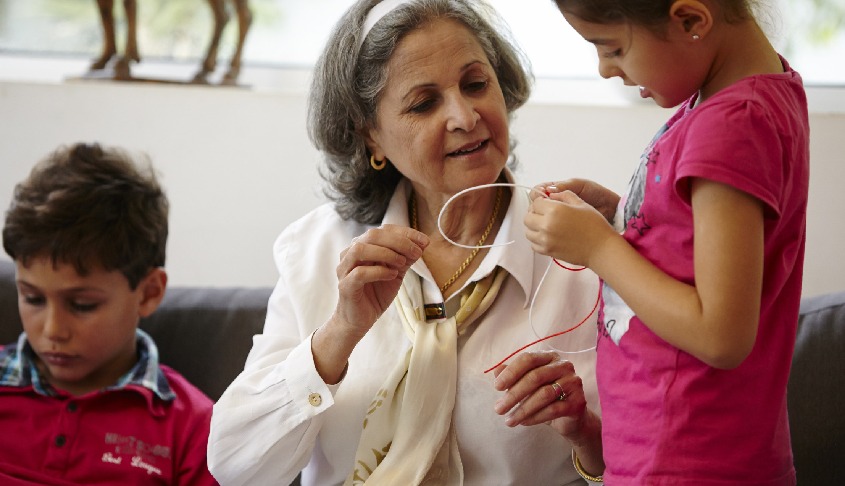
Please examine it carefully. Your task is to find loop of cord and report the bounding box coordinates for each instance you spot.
[437,182,546,249]
[434,182,600,372]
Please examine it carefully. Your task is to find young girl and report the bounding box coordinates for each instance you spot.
[524,0,809,483]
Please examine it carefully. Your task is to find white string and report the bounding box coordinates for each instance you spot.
[436,182,596,355]
[436,182,545,249]
[530,258,597,355]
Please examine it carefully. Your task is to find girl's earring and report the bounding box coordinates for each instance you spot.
[692,33,700,41]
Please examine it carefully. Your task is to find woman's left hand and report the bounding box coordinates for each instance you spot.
[491,350,588,439]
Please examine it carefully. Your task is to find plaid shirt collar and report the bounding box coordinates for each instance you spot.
[0,328,175,401]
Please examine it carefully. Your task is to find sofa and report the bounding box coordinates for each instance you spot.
[1,258,843,483]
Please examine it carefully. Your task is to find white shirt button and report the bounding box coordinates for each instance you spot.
[308,392,322,406]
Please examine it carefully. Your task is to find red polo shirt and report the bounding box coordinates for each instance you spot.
[0,332,217,485]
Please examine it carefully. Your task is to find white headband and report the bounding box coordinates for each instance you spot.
[359,0,414,48]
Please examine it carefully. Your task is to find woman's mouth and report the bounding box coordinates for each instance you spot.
[448,139,487,157]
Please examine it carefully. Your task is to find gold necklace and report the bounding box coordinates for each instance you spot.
[410,187,502,293]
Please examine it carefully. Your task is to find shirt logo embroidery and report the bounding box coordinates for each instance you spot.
[101,432,170,477]
[132,456,163,476]
[101,452,122,464]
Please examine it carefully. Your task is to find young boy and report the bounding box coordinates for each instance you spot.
[0,143,217,485]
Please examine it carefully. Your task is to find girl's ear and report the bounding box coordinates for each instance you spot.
[137,268,167,318]
[669,0,714,40]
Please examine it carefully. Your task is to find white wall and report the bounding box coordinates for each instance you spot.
[1,70,843,297]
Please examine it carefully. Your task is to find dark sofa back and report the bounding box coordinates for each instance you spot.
[0,259,270,401]
[136,285,271,401]
[787,291,845,484]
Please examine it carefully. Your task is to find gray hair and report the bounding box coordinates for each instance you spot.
[308,0,533,224]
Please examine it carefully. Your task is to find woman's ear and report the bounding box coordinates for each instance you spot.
[669,0,713,40]
[362,124,386,162]
[357,116,386,160]
[137,268,167,318]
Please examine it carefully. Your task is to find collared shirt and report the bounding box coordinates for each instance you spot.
[209,175,602,486]
[0,329,218,485]
[0,329,175,400]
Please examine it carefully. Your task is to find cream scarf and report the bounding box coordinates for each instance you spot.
[345,266,507,485]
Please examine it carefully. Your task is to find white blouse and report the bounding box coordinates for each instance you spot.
[208,178,601,486]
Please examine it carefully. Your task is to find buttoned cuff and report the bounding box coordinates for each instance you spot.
[284,331,338,415]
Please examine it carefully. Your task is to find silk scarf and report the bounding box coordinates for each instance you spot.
[345,266,506,485]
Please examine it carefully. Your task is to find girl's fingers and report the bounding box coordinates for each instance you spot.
[546,190,581,204]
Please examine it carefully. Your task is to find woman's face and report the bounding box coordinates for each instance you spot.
[366,18,510,201]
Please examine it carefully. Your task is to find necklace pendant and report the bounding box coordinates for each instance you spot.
[423,302,447,320]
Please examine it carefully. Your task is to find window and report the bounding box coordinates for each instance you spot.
[1,0,843,85]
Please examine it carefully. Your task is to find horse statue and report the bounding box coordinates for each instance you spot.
[89,0,252,85]
[90,0,139,80]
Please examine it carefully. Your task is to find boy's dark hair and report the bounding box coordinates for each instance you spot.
[2,143,168,289]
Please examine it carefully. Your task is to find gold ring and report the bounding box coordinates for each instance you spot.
[550,381,565,401]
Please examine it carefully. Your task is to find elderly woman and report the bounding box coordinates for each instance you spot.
[208,0,604,484]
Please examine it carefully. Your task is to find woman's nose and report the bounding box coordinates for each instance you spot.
[445,95,479,132]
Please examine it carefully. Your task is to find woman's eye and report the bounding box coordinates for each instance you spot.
[465,80,488,92]
[410,99,436,113]
[602,48,622,58]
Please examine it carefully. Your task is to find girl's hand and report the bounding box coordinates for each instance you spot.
[534,179,620,223]
[491,350,592,441]
[332,224,429,337]
[524,190,617,266]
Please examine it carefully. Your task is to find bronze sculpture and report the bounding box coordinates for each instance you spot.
[90,0,138,80]
[89,0,252,85]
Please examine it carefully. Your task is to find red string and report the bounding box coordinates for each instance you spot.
[553,259,588,271]
[482,275,601,374]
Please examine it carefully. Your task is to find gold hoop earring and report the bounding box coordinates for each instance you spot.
[370,155,387,171]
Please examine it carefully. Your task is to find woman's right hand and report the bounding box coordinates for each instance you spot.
[313,225,428,384]
[334,224,429,334]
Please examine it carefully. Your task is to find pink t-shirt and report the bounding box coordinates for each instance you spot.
[598,58,809,485]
